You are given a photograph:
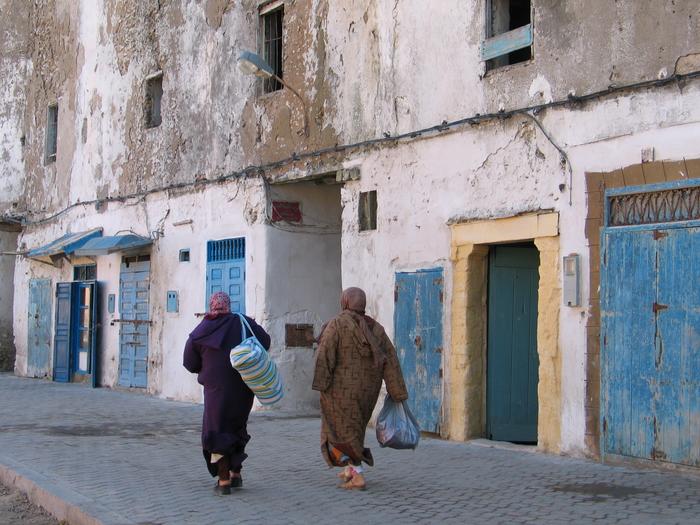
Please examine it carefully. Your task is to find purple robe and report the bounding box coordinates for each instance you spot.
[183,313,271,475]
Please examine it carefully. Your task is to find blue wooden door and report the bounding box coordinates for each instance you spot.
[487,245,539,443]
[394,268,444,433]
[119,259,150,388]
[206,260,245,313]
[53,282,72,382]
[28,278,52,377]
[602,225,700,466]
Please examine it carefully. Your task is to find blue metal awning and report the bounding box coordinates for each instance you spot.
[26,228,103,264]
[73,234,152,256]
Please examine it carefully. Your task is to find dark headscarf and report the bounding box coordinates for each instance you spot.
[205,291,231,320]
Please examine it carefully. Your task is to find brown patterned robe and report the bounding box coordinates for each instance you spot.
[312,310,408,466]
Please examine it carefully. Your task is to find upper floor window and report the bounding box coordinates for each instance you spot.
[145,73,163,128]
[481,0,532,71]
[45,104,58,163]
[359,190,377,232]
[260,1,284,93]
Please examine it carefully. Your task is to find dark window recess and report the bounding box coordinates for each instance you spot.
[485,0,532,70]
[285,324,315,347]
[122,254,151,268]
[145,75,163,128]
[179,249,190,262]
[73,264,97,281]
[45,104,58,163]
[207,238,245,262]
[359,190,377,232]
[271,201,302,223]
[262,6,283,93]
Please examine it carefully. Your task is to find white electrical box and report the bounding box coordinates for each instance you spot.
[563,254,580,307]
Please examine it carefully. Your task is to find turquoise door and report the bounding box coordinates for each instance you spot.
[28,278,52,377]
[602,225,700,466]
[487,245,539,443]
[394,268,444,433]
[118,257,150,388]
[205,238,245,313]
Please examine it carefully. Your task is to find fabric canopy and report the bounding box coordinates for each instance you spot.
[73,234,152,256]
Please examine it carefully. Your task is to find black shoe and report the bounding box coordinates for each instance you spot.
[231,476,243,489]
[214,482,232,496]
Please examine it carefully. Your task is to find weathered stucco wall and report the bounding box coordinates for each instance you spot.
[324,0,699,141]
[0,0,29,212]
[0,227,20,371]
[6,0,700,456]
[14,179,268,399]
[337,78,700,454]
[263,181,342,412]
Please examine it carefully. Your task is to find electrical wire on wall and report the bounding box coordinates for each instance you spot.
[10,69,700,227]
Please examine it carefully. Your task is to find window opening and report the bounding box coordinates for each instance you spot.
[179,249,190,262]
[45,104,58,163]
[207,238,245,262]
[482,0,532,70]
[145,74,163,128]
[359,190,377,232]
[73,264,97,281]
[261,4,283,93]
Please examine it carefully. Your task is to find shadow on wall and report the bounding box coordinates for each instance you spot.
[0,331,16,372]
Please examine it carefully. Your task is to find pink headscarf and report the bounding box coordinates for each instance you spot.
[206,292,231,320]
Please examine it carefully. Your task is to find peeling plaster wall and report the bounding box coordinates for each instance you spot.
[0,228,20,370]
[14,180,267,399]
[0,1,30,212]
[324,0,699,141]
[339,79,700,455]
[263,181,342,412]
[6,0,700,450]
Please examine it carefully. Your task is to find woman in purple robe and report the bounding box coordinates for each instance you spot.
[183,292,271,495]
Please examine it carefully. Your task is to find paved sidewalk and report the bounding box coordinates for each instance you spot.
[0,374,699,525]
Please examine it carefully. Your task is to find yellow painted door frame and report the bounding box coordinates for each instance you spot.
[448,212,562,453]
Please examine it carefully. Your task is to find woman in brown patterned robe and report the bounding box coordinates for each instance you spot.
[312,287,408,490]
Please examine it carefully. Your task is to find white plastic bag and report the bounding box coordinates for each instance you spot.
[375,394,420,449]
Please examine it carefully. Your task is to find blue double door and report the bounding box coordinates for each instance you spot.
[53,281,99,386]
[394,269,444,433]
[602,225,700,466]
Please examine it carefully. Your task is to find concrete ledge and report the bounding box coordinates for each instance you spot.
[0,454,134,525]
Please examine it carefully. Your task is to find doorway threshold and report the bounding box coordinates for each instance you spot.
[468,438,538,453]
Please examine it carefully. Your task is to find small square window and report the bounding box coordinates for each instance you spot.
[260,3,284,93]
[45,104,58,163]
[179,249,190,262]
[482,0,532,70]
[359,190,377,232]
[145,74,163,128]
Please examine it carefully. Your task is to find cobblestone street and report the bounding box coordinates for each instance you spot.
[0,374,698,525]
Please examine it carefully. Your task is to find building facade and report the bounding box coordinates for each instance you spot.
[2,0,700,465]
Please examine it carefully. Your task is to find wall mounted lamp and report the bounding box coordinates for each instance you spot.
[237,50,309,137]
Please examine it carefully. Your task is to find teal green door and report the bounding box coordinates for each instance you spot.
[487,244,539,443]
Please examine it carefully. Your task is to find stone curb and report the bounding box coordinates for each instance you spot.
[0,454,134,525]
